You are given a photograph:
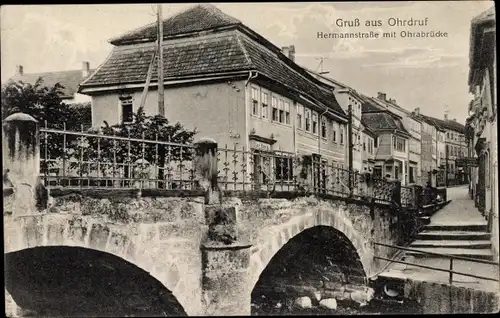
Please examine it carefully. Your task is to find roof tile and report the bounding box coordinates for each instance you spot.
[110,4,241,45]
[82,32,345,117]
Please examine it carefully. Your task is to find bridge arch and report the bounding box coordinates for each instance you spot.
[4,214,194,316]
[248,208,374,289]
[5,246,187,317]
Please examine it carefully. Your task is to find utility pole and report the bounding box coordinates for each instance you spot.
[348,104,353,195]
[157,4,165,118]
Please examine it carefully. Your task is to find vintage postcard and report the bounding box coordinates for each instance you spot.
[2,1,498,316]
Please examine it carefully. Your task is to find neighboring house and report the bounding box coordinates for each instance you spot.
[78,4,348,184]
[431,116,467,185]
[467,6,496,261]
[411,111,446,186]
[361,97,411,185]
[370,93,422,185]
[305,70,376,173]
[9,62,93,105]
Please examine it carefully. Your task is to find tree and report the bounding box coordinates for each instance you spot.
[1,78,92,172]
[1,78,90,130]
[67,107,197,188]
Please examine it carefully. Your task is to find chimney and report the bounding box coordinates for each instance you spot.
[377,92,386,101]
[281,45,295,62]
[282,46,290,59]
[16,65,23,76]
[414,107,420,115]
[289,45,295,62]
[444,114,448,120]
[82,61,90,77]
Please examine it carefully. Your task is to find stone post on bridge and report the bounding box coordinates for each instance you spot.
[193,137,219,204]
[3,113,46,215]
[195,137,252,315]
[201,204,252,315]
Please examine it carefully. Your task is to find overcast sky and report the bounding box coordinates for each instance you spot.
[1,1,494,124]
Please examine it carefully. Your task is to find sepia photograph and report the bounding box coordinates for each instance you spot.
[1,1,498,316]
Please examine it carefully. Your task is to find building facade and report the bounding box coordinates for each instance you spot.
[361,97,411,185]
[306,72,375,172]
[371,93,422,185]
[467,6,497,261]
[78,4,348,185]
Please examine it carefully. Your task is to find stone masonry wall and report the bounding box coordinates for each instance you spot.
[4,193,208,316]
[404,279,499,314]
[219,195,401,288]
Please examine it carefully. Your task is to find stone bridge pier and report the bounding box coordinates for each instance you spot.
[3,113,404,316]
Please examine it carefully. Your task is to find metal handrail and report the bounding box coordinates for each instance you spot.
[374,242,499,265]
[373,242,499,284]
[374,256,499,282]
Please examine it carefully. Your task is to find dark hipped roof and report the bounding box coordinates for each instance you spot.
[109,4,241,45]
[362,112,409,135]
[468,6,495,89]
[80,5,346,117]
[10,69,94,99]
[360,96,409,135]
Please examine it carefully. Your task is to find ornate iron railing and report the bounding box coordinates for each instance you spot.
[40,125,196,190]
[39,125,417,208]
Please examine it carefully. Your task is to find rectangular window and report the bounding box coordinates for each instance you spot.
[340,126,344,144]
[120,96,133,123]
[393,136,406,152]
[284,101,290,125]
[409,167,415,183]
[363,136,366,151]
[279,99,285,123]
[374,137,378,148]
[275,157,293,180]
[272,96,278,121]
[332,122,337,142]
[261,91,268,119]
[312,112,318,134]
[296,104,303,129]
[321,117,327,138]
[305,109,311,132]
[251,87,259,116]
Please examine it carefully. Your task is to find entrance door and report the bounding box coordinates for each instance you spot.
[252,151,272,189]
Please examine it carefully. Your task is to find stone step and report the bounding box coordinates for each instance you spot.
[406,247,493,260]
[410,240,492,249]
[417,231,491,241]
[423,224,488,232]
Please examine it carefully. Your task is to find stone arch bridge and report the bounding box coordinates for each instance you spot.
[4,191,401,316]
[3,113,405,316]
